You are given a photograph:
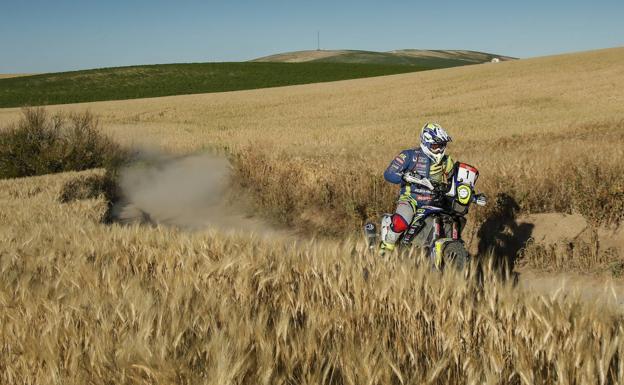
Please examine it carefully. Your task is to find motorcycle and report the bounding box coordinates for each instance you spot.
[364,162,487,271]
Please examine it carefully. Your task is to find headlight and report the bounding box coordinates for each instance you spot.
[457,185,471,205]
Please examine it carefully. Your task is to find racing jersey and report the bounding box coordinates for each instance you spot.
[384,148,454,203]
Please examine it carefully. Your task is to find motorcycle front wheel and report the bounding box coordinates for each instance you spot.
[443,241,470,271]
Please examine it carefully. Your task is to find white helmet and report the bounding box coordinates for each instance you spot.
[419,122,452,163]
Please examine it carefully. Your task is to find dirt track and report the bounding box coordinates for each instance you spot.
[518,269,624,311]
[520,212,624,250]
[516,213,624,309]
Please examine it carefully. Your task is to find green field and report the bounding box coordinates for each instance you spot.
[0,62,436,108]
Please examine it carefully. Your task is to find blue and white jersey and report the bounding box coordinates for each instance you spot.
[384,148,454,203]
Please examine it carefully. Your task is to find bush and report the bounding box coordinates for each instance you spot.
[58,172,119,204]
[0,108,129,179]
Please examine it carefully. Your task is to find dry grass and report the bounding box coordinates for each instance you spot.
[2,171,624,385]
[0,74,36,79]
[1,48,622,233]
[519,236,619,272]
[252,50,353,62]
[2,48,624,383]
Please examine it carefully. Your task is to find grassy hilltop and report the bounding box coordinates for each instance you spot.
[1,47,624,384]
[254,48,515,66]
[0,62,433,108]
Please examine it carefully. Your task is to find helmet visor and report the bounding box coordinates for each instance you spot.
[430,142,446,153]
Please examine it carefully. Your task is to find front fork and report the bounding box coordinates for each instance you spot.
[431,216,460,269]
[435,216,459,240]
[433,216,442,240]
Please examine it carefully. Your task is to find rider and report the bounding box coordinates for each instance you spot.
[380,122,454,253]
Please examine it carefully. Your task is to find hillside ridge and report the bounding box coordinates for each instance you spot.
[252,48,516,64]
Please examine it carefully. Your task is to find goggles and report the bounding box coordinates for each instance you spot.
[429,142,446,153]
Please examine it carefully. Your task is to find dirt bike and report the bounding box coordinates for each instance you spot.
[364,162,487,271]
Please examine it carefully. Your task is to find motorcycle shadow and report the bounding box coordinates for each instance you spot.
[475,193,533,285]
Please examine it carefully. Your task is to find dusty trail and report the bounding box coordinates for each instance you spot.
[517,270,624,312]
[492,213,624,309]
[110,152,293,239]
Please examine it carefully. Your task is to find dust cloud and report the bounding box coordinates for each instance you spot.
[110,152,287,237]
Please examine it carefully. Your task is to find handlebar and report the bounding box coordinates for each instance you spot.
[403,171,487,207]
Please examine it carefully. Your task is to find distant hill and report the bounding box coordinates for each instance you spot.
[0,62,427,108]
[0,50,516,108]
[253,49,516,68]
[0,74,37,79]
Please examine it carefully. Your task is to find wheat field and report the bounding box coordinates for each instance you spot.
[2,170,624,384]
[2,47,624,384]
[2,48,622,234]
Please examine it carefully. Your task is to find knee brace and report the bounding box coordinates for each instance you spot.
[381,213,409,246]
[390,213,409,232]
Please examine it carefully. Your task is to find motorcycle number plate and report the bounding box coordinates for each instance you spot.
[457,163,479,187]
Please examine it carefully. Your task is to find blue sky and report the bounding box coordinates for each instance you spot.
[1,0,622,72]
